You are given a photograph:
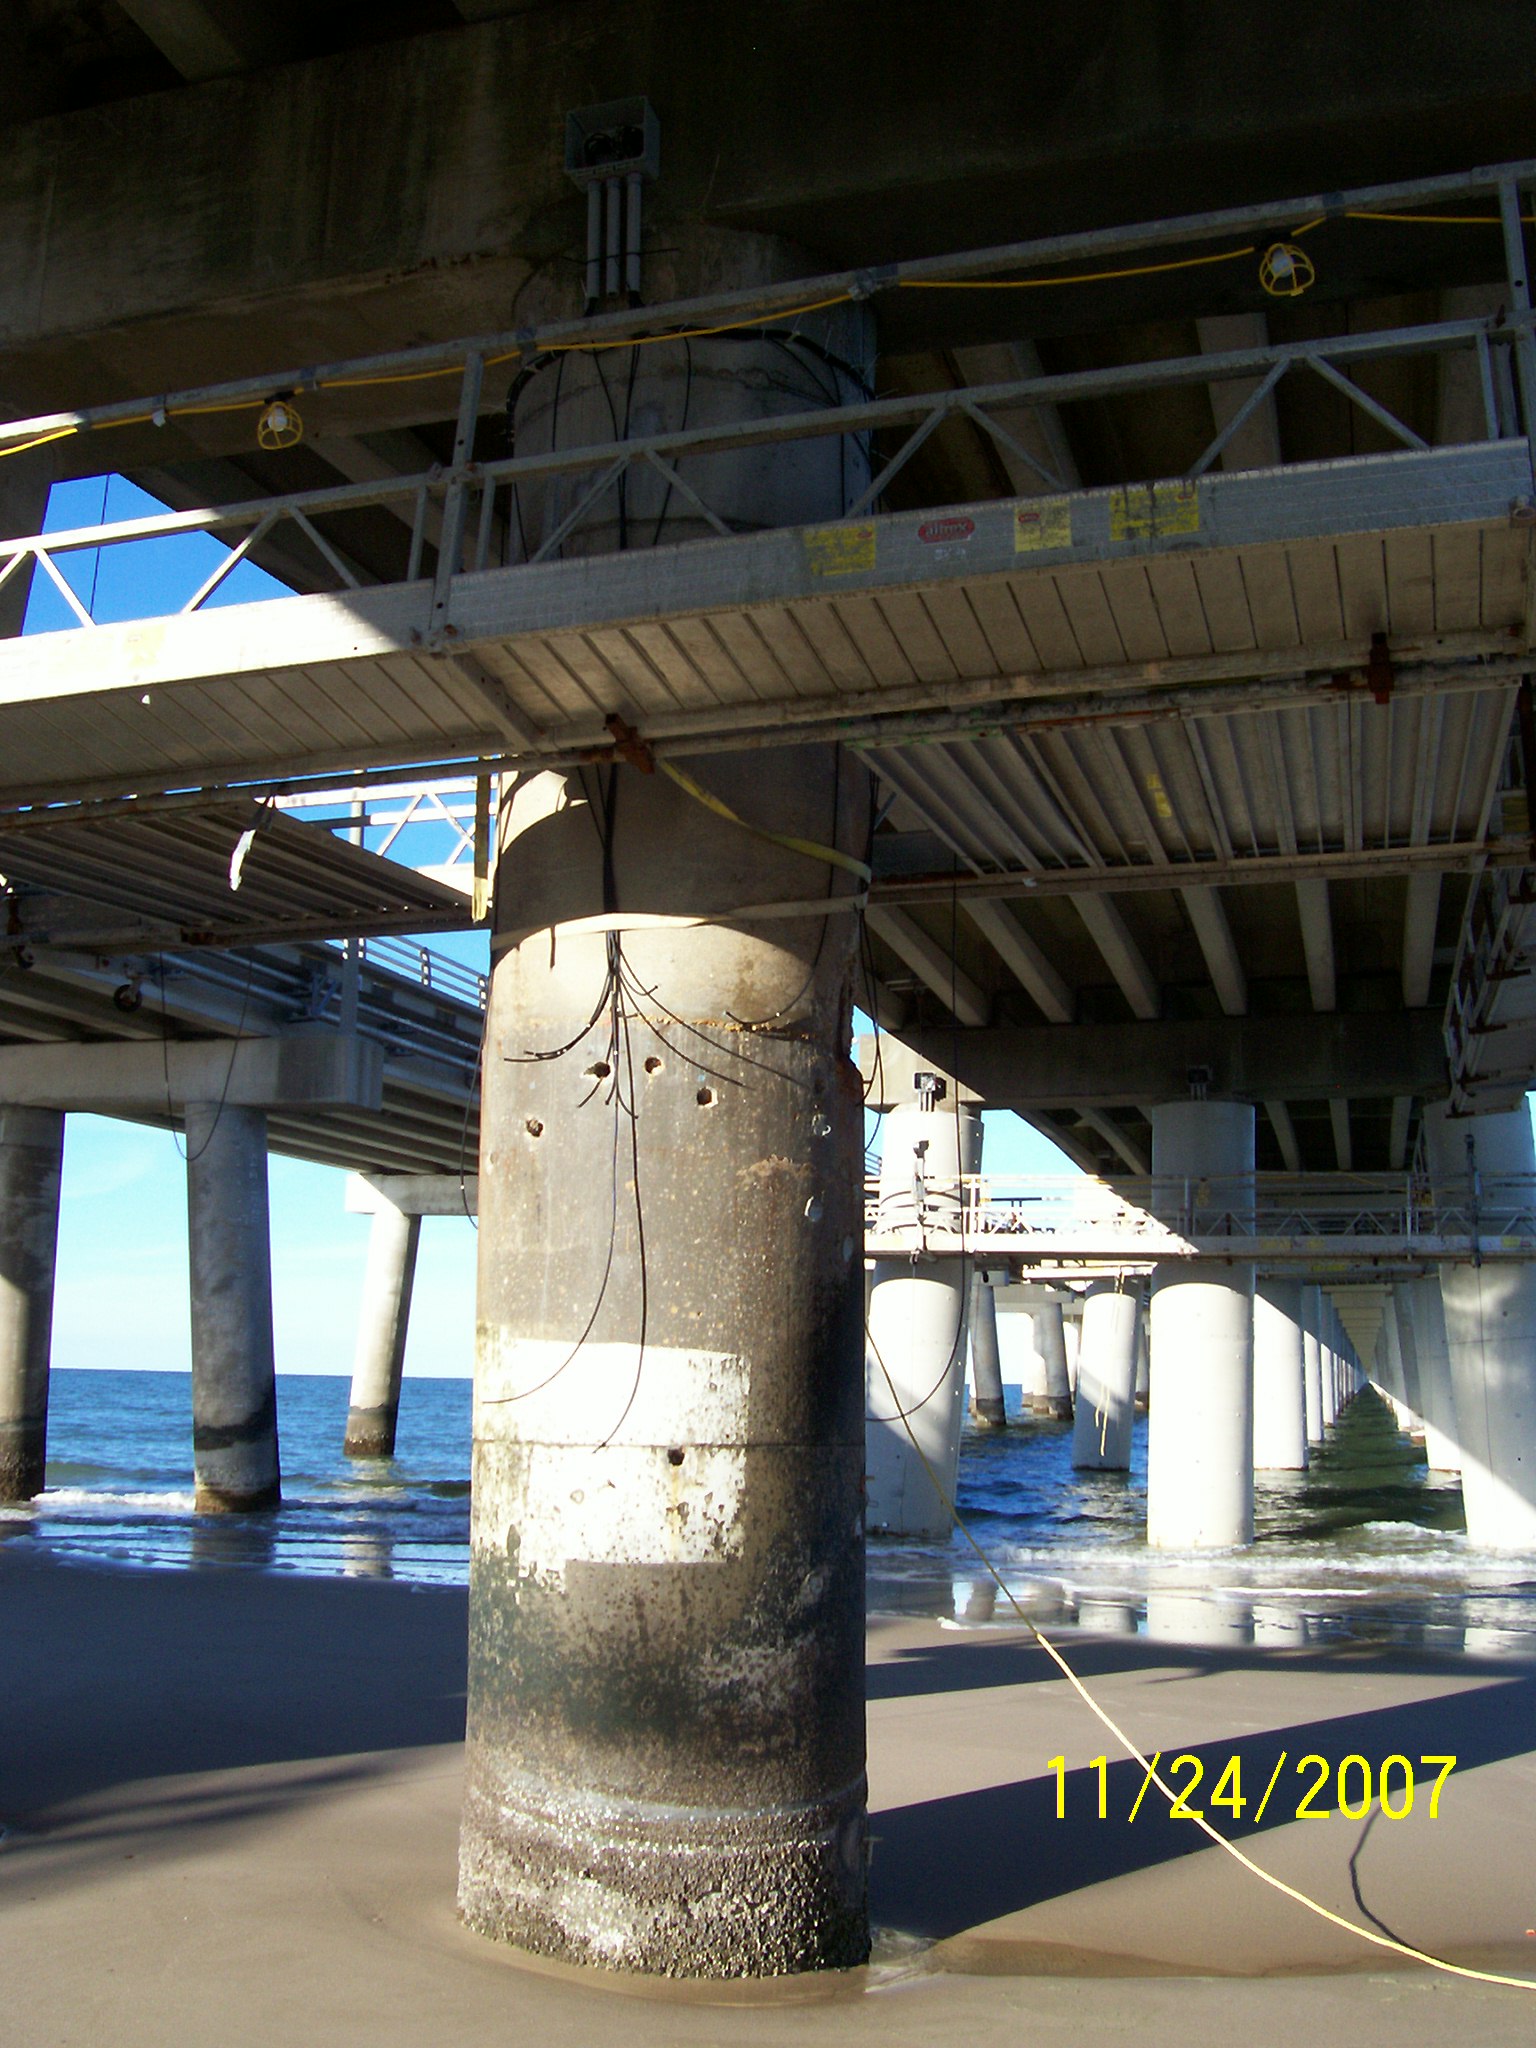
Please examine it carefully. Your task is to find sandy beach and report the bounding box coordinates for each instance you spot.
[3,1543,1536,2045]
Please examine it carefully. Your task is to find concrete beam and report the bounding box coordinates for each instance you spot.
[1181,884,1247,1016]
[964,899,1072,1023]
[864,907,989,1027]
[1388,1095,1413,1170]
[1295,878,1337,1011]
[1075,896,1159,1019]
[346,1170,480,1218]
[853,1036,980,1112]
[1077,1108,1150,1175]
[1402,870,1441,1006]
[0,1033,383,1113]
[1265,1099,1302,1171]
[114,1,296,83]
[1330,1098,1354,1170]
[901,1009,1447,1111]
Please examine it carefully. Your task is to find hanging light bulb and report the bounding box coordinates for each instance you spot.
[1259,241,1316,298]
[257,395,304,449]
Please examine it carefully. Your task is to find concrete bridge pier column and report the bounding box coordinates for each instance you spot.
[1146,1100,1255,1549]
[865,1099,982,1532]
[1071,1278,1139,1469]
[1301,1284,1325,1447]
[1253,1279,1308,1471]
[185,1102,280,1512]
[969,1271,1007,1428]
[461,746,872,1976]
[1033,1296,1073,1417]
[344,1201,421,1457]
[0,1107,64,1501]
[1401,1276,1461,1473]
[1424,1102,1536,1549]
[1135,1312,1151,1412]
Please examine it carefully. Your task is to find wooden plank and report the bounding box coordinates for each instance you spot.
[740,604,837,697]
[621,621,729,710]
[787,599,878,692]
[509,634,613,719]
[1480,523,1529,628]
[1283,538,1346,644]
[828,595,919,688]
[474,643,569,725]
[1141,556,1213,659]
[659,616,762,705]
[915,586,1002,681]
[1006,574,1085,672]
[870,591,958,685]
[1050,568,1126,668]
[963,580,1042,674]
[581,627,685,714]
[705,611,803,698]
[1333,535,1390,641]
[1429,524,1484,634]
[1237,548,1302,651]
[1186,553,1256,654]
[1096,563,1170,663]
[1382,528,1436,637]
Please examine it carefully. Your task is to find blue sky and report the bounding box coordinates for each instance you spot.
[28,475,1076,1376]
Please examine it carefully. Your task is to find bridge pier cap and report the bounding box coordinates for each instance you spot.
[463,243,873,1974]
[1146,1098,1256,1549]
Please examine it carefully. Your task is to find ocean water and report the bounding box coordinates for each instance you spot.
[5,1367,1535,1654]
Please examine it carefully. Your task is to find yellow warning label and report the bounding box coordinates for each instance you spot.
[1013,498,1073,552]
[1109,481,1200,541]
[1145,770,1174,822]
[804,523,876,576]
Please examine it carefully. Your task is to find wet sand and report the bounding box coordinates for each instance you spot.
[3,1543,1536,2044]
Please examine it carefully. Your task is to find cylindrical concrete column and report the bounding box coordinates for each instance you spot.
[865,1100,983,1533]
[462,746,872,1976]
[1134,1312,1151,1412]
[1072,1279,1139,1470]
[968,1272,1006,1429]
[1033,1296,1073,1416]
[1423,1102,1536,1549]
[1401,1276,1461,1473]
[1301,1284,1325,1446]
[185,1102,280,1513]
[344,1203,422,1457]
[1253,1279,1307,1471]
[1146,1100,1255,1549]
[0,1107,64,1502]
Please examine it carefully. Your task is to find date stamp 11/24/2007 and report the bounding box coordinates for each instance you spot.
[1047,1752,1457,1824]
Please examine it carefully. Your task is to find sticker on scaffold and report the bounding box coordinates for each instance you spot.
[1014,499,1073,552]
[1110,481,1200,541]
[804,523,876,576]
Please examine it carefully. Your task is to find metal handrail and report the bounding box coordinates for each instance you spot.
[326,933,487,1011]
[5,157,1536,635]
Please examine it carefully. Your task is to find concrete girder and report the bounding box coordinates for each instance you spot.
[0,1033,384,1112]
[864,907,989,1027]
[1074,895,1159,1020]
[963,899,1072,1023]
[113,1,297,82]
[1402,870,1440,1005]
[1180,883,1247,1016]
[1264,1099,1302,1172]
[1076,1108,1150,1175]
[1388,1095,1413,1170]
[1295,877,1337,1011]
[1330,1098,1353,1171]
[900,1009,1447,1112]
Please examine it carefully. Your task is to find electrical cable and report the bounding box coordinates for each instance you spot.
[158,946,258,1163]
[11,206,1536,470]
[864,1326,1536,1994]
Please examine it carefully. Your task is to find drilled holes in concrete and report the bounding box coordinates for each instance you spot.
[525,1118,544,1138]
[643,1056,663,1075]
[666,1447,685,1467]
[696,1085,717,1107]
